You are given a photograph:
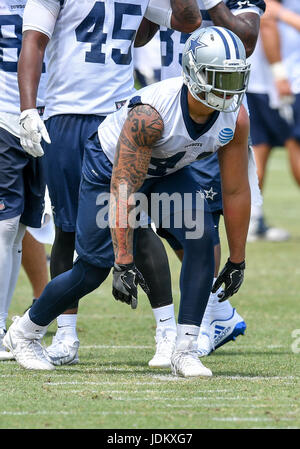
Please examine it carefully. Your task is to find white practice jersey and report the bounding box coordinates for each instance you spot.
[160,0,265,81]
[23,0,168,120]
[247,34,272,95]
[0,0,46,135]
[247,33,281,108]
[99,77,239,178]
[279,0,300,94]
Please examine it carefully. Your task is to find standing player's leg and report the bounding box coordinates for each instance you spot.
[247,92,290,242]
[285,94,300,187]
[0,216,25,360]
[148,167,215,377]
[134,227,177,368]
[42,115,105,364]
[0,129,41,360]
[197,212,246,356]
[3,140,115,370]
[168,212,214,377]
[22,231,49,309]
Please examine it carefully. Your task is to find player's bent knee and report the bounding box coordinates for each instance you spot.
[73,258,110,295]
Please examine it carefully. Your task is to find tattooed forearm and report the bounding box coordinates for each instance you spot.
[208,5,260,57]
[171,0,202,33]
[110,104,164,264]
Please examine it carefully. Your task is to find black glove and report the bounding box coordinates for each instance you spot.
[212,258,245,302]
[112,262,150,309]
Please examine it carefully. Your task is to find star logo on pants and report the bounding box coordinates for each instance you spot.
[204,187,218,201]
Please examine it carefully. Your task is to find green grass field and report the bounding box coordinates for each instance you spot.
[1,148,299,430]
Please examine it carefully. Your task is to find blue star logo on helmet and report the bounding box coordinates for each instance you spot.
[218,128,234,144]
[189,37,207,58]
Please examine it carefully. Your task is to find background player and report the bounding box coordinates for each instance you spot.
[246,6,292,241]
[0,0,46,361]
[263,0,300,189]
[17,0,202,365]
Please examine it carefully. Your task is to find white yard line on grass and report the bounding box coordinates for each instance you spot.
[80,345,152,349]
[0,411,296,421]
[212,417,295,422]
[78,344,286,350]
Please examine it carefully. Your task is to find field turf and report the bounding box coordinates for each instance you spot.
[0,148,299,430]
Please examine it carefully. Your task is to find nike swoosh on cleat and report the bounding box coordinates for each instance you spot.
[185,332,198,337]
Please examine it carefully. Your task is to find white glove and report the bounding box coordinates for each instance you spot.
[19,108,51,157]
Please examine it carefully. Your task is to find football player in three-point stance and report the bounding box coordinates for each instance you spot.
[17,0,202,365]
[135,0,265,365]
[5,26,251,377]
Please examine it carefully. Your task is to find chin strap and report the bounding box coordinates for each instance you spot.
[207,92,234,110]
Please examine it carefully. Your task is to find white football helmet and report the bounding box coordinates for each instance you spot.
[182,26,250,112]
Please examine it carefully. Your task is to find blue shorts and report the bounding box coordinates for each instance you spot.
[189,152,222,212]
[0,127,45,227]
[247,93,291,147]
[156,149,222,250]
[76,132,214,268]
[158,210,221,250]
[43,114,106,232]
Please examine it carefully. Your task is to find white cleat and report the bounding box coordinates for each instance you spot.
[3,317,55,371]
[171,339,212,378]
[211,308,247,351]
[46,330,79,366]
[0,328,15,361]
[262,227,290,242]
[148,329,176,368]
[247,217,290,242]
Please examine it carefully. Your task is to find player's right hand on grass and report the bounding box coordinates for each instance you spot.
[112,262,150,309]
[20,109,51,157]
[212,258,245,302]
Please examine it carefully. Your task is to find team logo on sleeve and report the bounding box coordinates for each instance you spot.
[0,200,5,211]
[218,128,234,145]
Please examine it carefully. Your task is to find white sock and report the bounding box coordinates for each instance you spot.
[212,285,234,320]
[251,204,263,220]
[56,314,78,340]
[152,304,176,337]
[0,216,21,329]
[176,324,199,349]
[200,277,217,334]
[18,310,48,339]
[6,223,26,314]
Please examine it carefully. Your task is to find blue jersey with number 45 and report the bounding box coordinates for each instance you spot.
[32,0,154,119]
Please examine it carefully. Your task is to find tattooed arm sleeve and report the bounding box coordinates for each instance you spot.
[110,104,164,265]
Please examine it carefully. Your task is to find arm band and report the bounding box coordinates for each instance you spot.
[270,61,288,81]
[144,0,172,28]
[22,0,60,39]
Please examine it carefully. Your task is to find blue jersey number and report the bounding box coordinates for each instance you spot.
[0,14,45,73]
[75,1,142,65]
[0,15,22,72]
[160,29,189,68]
[148,152,186,177]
